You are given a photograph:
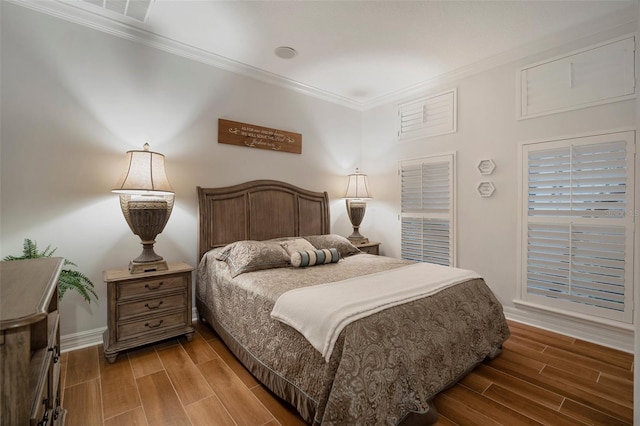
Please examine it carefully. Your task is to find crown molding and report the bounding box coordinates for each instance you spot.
[7,0,366,110]
[365,6,638,109]
[6,0,637,112]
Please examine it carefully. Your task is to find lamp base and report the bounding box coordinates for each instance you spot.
[347,232,369,246]
[129,239,168,274]
[119,195,175,275]
[346,199,369,246]
[129,259,168,274]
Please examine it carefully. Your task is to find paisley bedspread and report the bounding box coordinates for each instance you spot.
[196,251,510,425]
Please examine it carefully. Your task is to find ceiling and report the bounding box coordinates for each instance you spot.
[16,0,638,109]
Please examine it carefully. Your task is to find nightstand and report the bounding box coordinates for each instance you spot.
[103,261,195,363]
[355,241,381,255]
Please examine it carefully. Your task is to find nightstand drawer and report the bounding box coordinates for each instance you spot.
[117,275,186,300]
[117,293,186,321]
[117,311,187,341]
[355,242,380,255]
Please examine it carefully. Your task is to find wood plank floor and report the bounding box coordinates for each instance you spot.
[60,320,633,425]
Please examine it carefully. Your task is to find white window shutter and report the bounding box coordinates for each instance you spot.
[527,140,628,218]
[521,131,635,323]
[519,36,635,119]
[526,223,627,314]
[398,89,457,141]
[400,154,455,266]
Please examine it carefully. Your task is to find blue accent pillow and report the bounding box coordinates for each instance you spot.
[291,248,340,268]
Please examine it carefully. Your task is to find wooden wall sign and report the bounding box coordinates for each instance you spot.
[218,119,302,154]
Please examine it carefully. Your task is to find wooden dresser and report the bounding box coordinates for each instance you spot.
[0,257,66,426]
[103,262,195,363]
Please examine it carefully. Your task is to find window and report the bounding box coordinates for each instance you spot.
[398,89,457,141]
[400,153,455,266]
[519,131,635,323]
[518,36,635,119]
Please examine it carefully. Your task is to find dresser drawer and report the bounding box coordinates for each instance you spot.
[117,311,187,341]
[49,348,61,412]
[117,275,186,300]
[117,293,186,321]
[30,350,52,424]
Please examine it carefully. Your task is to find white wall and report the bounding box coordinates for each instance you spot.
[1,2,637,353]
[0,3,361,338]
[362,23,637,351]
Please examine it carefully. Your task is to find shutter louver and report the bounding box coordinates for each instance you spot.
[527,224,626,313]
[398,89,456,140]
[572,141,627,217]
[401,218,450,266]
[79,0,154,22]
[400,156,454,266]
[528,141,627,218]
[522,131,634,323]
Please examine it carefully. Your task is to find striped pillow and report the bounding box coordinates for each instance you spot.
[291,248,340,268]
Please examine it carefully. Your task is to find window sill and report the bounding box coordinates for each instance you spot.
[513,299,634,332]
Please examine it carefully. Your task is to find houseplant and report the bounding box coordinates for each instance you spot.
[3,238,98,303]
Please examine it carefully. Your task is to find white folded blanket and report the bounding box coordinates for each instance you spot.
[271,262,481,361]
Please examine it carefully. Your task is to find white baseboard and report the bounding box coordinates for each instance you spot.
[60,327,106,353]
[503,305,634,353]
[62,306,632,354]
[60,308,201,353]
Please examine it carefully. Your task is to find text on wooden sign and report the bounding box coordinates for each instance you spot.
[218,119,302,154]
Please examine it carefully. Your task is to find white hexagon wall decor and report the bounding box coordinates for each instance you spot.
[477,181,496,197]
[477,159,496,175]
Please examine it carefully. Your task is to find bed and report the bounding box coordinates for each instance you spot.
[195,180,510,425]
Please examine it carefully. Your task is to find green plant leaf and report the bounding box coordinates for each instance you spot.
[3,239,98,304]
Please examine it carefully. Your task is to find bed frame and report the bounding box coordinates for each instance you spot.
[196,180,335,422]
[197,180,330,260]
[196,180,471,425]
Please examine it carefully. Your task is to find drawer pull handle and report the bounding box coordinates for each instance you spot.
[145,320,164,329]
[37,407,49,426]
[48,345,60,363]
[38,399,49,425]
[145,282,164,290]
[145,301,164,310]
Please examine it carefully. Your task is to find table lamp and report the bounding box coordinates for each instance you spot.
[112,143,174,273]
[344,168,372,244]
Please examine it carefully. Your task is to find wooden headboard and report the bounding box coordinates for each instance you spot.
[197,180,330,259]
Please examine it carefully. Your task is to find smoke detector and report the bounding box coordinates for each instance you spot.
[274,46,298,59]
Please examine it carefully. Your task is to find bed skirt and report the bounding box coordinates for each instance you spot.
[196,297,322,422]
[196,295,503,425]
